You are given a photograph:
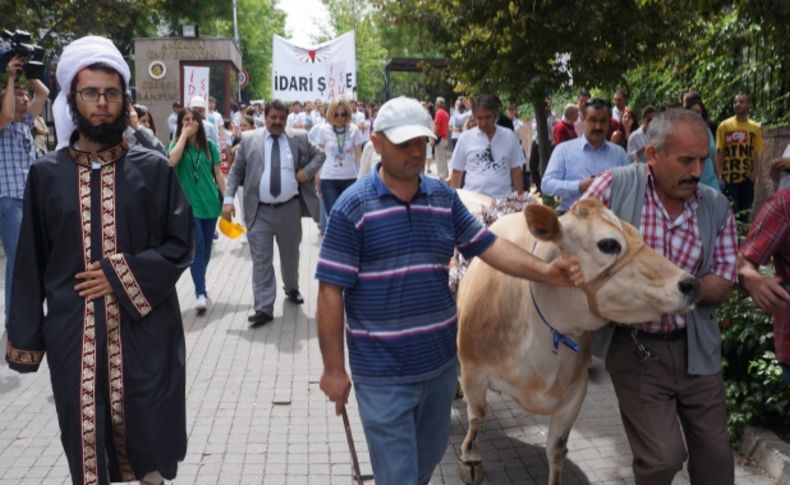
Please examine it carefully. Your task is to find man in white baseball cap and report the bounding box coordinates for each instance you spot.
[315,96,583,484]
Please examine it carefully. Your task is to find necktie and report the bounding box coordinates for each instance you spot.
[270,134,281,197]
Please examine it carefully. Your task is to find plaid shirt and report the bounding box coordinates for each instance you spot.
[740,188,790,364]
[583,165,738,333]
[0,112,35,199]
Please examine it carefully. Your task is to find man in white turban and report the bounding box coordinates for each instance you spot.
[6,35,193,485]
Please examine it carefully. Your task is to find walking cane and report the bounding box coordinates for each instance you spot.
[341,406,374,484]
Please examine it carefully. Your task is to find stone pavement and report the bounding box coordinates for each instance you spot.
[0,219,777,484]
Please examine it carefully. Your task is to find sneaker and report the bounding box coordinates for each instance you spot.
[196,295,208,313]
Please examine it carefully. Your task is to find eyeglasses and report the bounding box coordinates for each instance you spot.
[76,88,124,103]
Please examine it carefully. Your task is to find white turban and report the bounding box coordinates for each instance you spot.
[53,36,131,149]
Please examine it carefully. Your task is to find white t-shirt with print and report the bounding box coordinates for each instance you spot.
[451,126,525,199]
[318,123,365,180]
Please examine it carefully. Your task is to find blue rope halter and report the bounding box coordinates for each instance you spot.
[530,241,580,354]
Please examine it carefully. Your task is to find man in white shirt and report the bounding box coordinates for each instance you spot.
[450,96,472,150]
[627,105,657,163]
[208,96,226,148]
[450,94,525,199]
[286,101,306,129]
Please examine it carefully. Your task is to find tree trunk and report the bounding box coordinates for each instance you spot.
[532,98,551,176]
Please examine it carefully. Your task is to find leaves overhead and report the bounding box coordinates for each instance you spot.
[380,0,697,104]
[0,0,285,99]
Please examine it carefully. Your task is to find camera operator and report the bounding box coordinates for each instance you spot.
[0,54,49,331]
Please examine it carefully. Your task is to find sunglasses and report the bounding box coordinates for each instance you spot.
[334,112,347,118]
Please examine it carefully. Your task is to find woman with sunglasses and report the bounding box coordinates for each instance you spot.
[168,107,225,313]
[317,98,364,218]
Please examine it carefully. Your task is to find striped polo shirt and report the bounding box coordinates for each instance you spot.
[316,165,496,385]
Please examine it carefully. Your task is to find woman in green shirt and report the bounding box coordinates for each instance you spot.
[169,108,225,313]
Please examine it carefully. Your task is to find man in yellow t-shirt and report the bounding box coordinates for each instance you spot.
[716,93,762,219]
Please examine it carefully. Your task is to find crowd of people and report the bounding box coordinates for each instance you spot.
[0,33,788,485]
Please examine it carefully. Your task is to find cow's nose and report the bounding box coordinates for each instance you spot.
[678,277,699,301]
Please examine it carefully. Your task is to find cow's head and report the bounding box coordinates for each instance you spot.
[525,198,698,324]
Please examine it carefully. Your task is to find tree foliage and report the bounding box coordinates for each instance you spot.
[380,0,697,170]
[1,0,285,99]
[624,4,790,124]
[2,0,161,55]
[315,0,388,102]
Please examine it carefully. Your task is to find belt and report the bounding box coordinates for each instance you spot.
[259,195,298,208]
[617,326,687,341]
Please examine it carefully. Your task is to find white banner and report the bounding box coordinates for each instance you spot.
[272,31,356,102]
[183,66,209,105]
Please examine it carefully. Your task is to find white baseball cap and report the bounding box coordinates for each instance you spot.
[373,96,436,144]
[188,95,207,109]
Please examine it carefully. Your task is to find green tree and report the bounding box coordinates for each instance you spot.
[625,4,789,124]
[381,0,699,172]
[157,0,285,99]
[316,0,387,102]
[238,0,286,99]
[2,0,161,55]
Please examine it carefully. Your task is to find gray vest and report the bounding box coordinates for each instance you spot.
[590,164,731,375]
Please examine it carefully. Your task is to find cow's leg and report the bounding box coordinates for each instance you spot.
[458,365,487,484]
[545,381,587,485]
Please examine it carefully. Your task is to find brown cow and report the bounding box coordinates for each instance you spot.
[456,198,699,484]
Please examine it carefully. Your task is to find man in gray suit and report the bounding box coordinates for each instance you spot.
[223,99,325,327]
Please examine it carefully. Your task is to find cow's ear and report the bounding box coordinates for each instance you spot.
[524,204,562,242]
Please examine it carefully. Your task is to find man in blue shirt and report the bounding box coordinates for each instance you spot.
[0,56,49,330]
[542,98,628,213]
[315,96,583,485]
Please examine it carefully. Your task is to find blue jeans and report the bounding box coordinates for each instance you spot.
[320,178,356,219]
[0,197,22,328]
[354,362,458,485]
[191,217,217,297]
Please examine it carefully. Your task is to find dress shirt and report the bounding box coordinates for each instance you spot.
[541,135,628,211]
[259,132,298,204]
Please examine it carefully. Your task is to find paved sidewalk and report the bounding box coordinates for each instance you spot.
[0,219,776,484]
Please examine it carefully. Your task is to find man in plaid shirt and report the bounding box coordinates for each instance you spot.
[0,56,49,330]
[739,186,790,381]
[583,109,738,485]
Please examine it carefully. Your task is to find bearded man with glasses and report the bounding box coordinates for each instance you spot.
[5,36,193,485]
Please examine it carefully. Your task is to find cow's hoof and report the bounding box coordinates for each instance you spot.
[458,459,485,484]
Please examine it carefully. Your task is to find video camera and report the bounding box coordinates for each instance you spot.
[0,30,45,80]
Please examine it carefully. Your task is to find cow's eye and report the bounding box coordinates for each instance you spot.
[597,239,622,254]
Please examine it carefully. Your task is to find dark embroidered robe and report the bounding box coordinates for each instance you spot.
[5,143,194,484]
